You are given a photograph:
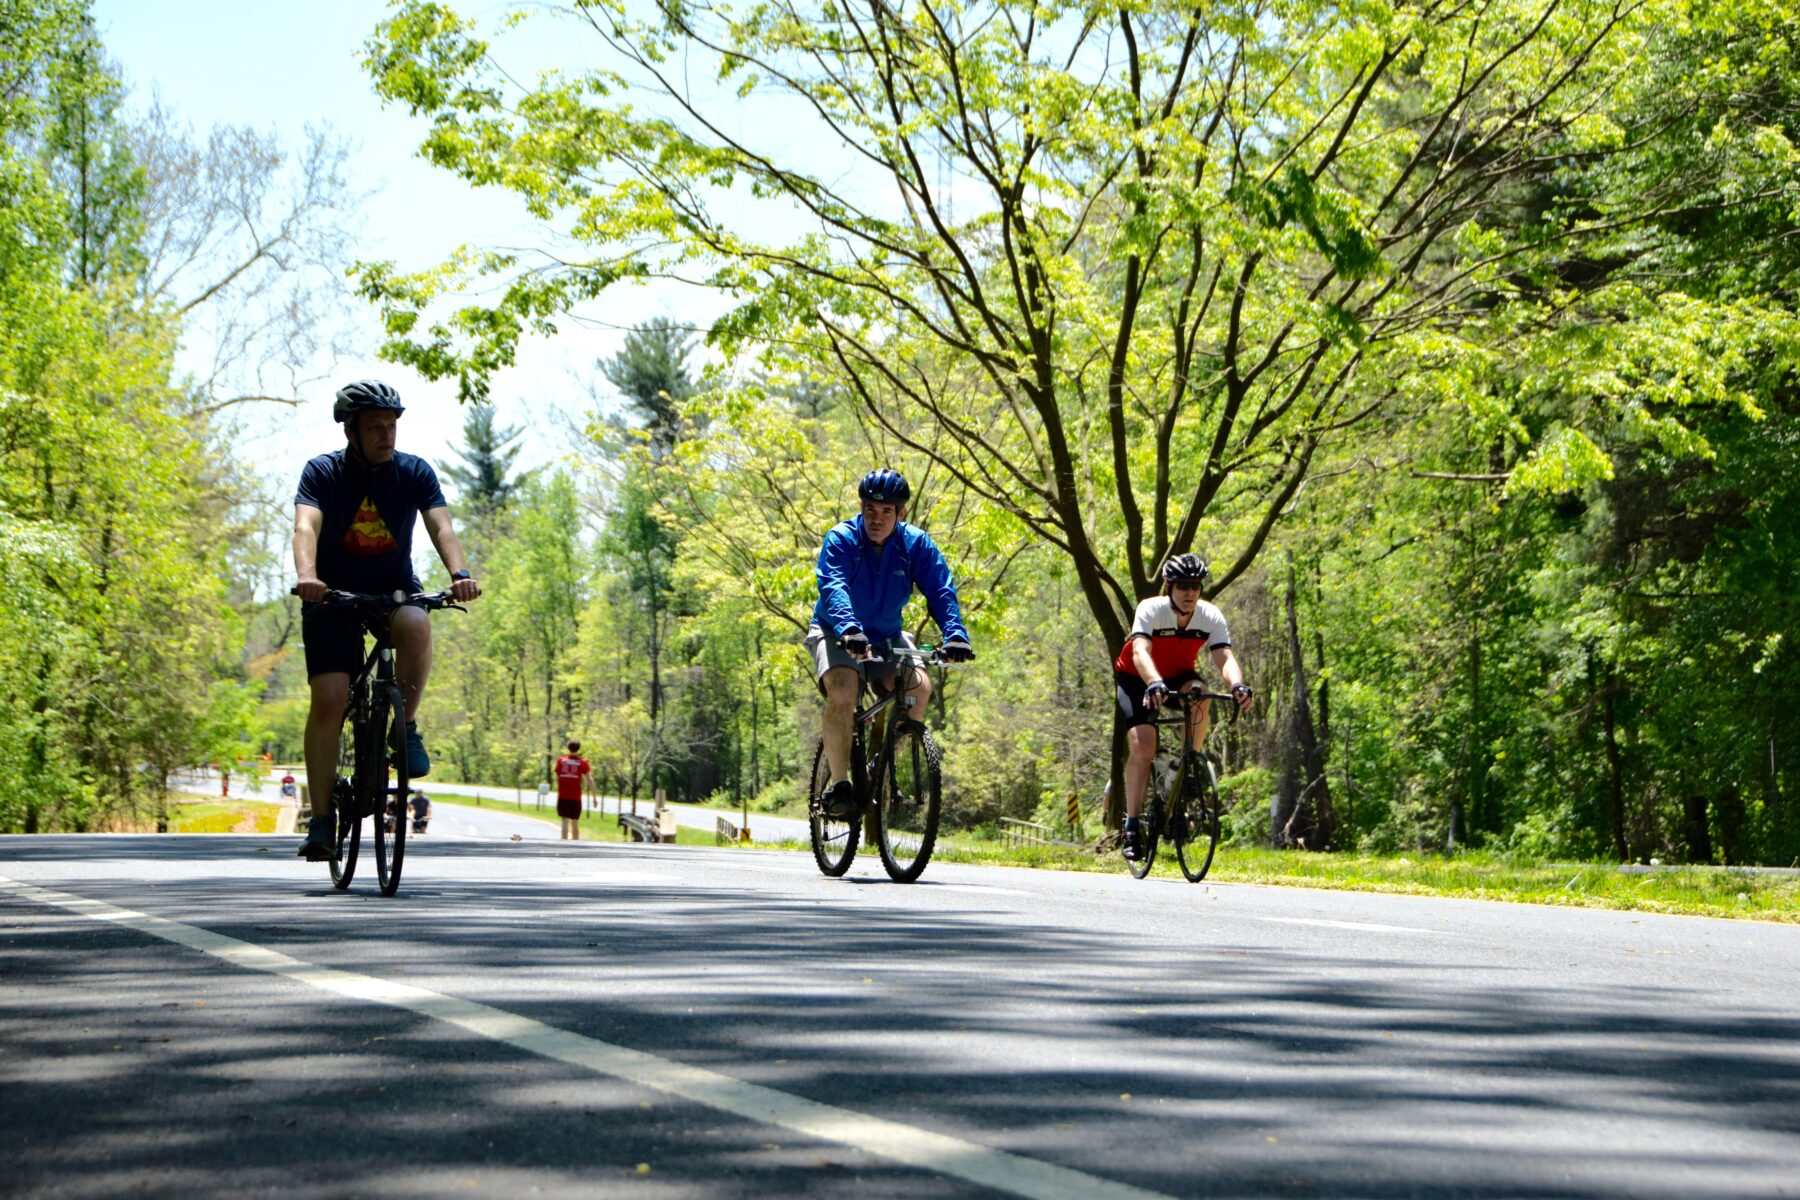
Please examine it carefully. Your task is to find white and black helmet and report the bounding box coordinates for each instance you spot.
[333,379,405,423]
[1161,553,1210,587]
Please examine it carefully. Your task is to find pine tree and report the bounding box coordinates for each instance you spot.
[599,317,694,453]
[441,404,531,520]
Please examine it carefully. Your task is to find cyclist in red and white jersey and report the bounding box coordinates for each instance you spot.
[1113,554,1253,861]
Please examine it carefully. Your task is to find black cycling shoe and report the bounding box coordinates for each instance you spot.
[298,816,336,862]
[821,780,858,820]
[1120,819,1146,862]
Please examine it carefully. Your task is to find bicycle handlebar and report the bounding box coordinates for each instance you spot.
[865,643,965,668]
[291,586,468,613]
[1147,689,1245,727]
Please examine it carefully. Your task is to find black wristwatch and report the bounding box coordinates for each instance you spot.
[451,570,472,581]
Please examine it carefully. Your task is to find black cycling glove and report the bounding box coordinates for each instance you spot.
[839,629,871,659]
[940,639,974,663]
[1144,679,1170,707]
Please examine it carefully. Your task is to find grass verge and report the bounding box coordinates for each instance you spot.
[427,790,1797,922]
[429,792,717,846]
[752,834,1798,922]
[167,801,282,834]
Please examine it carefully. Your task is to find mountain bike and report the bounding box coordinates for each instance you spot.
[298,588,466,896]
[807,644,959,883]
[1127,689,1240,882]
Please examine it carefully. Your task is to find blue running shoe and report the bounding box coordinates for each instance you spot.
[405,722,430,778]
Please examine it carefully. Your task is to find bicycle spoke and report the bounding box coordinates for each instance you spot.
[808,738,859,876]
[1174,751,1221,882]
[878,721,941,882]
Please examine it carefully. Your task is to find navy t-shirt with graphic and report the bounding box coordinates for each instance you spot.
[295,450,447,594]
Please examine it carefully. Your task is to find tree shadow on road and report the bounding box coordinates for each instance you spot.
[2,835,1797,1199]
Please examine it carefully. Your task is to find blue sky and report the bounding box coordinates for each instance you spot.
[91,0,687,497]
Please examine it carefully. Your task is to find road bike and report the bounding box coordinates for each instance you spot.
[807,644,959,882]
[298,588,465,896]
[1127,689,1240,882]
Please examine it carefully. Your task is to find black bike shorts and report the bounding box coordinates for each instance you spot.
[300,585,422,679]
[1114,669,1199,729]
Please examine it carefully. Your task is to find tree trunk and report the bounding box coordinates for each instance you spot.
[1274,557,1335,849]
[1681,792,1712,864]
[1715,784,1746,866]
[1602,677,1628,862]
[1104,710,1127,831]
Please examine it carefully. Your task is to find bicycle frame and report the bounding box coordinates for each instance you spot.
[808,641,957,881]
[1128,688,1240,881]
[853,647,943,798]
[300,588,464,896]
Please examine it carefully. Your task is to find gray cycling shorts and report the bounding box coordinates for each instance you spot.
[803,625,918,692]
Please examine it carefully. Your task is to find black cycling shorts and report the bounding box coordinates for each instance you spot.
[1114,669,1199,730]
[300,585,422,679]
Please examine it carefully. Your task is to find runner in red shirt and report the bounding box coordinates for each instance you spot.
[1113,554,1253,861]
[553,740,593,840]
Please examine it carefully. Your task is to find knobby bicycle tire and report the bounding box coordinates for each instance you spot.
[876,720,941,883]
[329,710,360,889]
[808,738,859,876]
[1174,751,1221,883]
[374,682,408,896]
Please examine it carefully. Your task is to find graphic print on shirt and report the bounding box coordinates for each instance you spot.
[341,496,398,556]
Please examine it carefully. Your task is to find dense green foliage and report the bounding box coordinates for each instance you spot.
[0,0,261,832]
[355,0,1798,865]
[4,1,1793,870]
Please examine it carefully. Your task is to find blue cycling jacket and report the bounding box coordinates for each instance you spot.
[812,515,969,645]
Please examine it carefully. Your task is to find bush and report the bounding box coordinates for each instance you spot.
[1219,767,1274,846]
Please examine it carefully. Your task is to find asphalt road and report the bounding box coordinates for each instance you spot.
[2,834,1796,1199]
[225,768,812,844]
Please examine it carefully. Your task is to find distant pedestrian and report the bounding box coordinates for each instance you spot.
[553,741,592,840]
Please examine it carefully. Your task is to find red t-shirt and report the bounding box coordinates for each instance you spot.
[554,755,591,801]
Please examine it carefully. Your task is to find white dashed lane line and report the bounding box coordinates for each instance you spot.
[1,874,1170,1200]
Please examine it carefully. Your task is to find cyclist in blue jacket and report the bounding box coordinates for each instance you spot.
[806,468,974,818]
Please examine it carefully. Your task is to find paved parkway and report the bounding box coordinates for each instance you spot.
[2,834,1796,1198]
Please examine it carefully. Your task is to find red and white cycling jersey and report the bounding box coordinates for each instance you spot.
[1112,595,1231,678]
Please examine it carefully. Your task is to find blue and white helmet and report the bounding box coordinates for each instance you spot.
[858,467,911,506]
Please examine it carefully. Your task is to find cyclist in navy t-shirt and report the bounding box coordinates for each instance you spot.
[291,380,481,861]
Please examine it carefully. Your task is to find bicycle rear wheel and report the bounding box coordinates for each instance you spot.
[373,684,408,896]
[808,738,860,876]
[328,709,360,888]
[1127,769,1165,880]
[1174,751,1220,883]
[877,719,941,883]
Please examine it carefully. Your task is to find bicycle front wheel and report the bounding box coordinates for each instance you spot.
[1127,770,1165,880]
[373,684,408,896]
[329,717,359,890]
[1174,752,1220,883]
[808,738,859,876]
[877,720,941,883]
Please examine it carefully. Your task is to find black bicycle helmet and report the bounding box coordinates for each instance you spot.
[1162,553,1210,587]
[333,379,405,423]
[858,467,911,506]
